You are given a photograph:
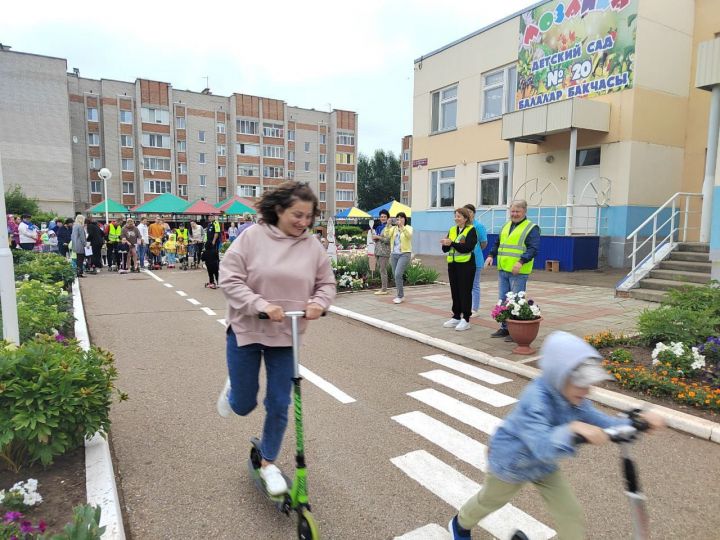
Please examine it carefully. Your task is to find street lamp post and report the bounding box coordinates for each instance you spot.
[0,150,20,344]
[98,168,112,226]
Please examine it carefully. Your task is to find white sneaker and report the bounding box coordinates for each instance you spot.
[443,318,461,328]
[455,319,471,331]
[470,310,480,318]
[393,297,403,304]
[216,378,232,418]
[259,464,288,495]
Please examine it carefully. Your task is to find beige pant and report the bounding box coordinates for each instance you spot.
[458,470,584,539]
[376,255,389,290]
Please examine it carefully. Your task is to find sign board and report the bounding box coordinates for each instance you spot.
[516,0,637,111]
[412,158,428,168]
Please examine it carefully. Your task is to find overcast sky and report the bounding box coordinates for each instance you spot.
[2,0,537,156]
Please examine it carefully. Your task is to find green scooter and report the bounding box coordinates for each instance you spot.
[250,311,319,540]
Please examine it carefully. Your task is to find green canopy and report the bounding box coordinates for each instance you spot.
[87,199,129,214]
[223,200,256,215]
[133,193,190,214]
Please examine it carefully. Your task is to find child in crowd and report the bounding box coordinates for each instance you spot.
[101,242,108,268]
[117,238,130,274]
[68,240,77,270]
[164,234,177,268]
[176,236,188,270]
[150,239,163,269]
[448,331,664,540]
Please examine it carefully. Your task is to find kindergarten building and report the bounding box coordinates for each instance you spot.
[410,0,720,281]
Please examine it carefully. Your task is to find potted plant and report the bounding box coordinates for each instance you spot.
[491,291,542,355]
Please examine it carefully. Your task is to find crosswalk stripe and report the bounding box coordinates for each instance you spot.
[176,290,187,297]
[392,411,488,472]
[201,307,216,316]
[187,298,201,305]
[299,365,356,404]
[419,370,517,408]
[408,389,503,435]
[391,450,556,540]
[163,283,173,288]
[423,354,512,385]
[142,269,164,282]
[393,523,449,539]
[217,319,226,326]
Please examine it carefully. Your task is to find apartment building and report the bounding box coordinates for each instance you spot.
[400,135,412,205]
[0,47,358,219]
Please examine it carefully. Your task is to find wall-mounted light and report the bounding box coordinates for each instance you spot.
[545,155,555,163]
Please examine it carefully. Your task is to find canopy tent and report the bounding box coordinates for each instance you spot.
[367,200,412,218]
[223,200,256,215]
[87,199,129,214]
[132,193,190,214]
[182,199,222,215]
[334,207,371,219]
[216,195,257,212]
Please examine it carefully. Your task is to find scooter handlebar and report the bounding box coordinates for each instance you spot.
[258,311,327,319]
[573,410,651,445]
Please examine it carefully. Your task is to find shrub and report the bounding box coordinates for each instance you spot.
[584,331,632,348]
[14,253,75,289]
[404,257,439,286]
[662,281,720,317]
[651,342,705,377]
[637,306,719,346]
[609,348,633,364]
[1,281,73,344]
[0,504,104,539]
[335,225,363,236]
[0,337,126,472]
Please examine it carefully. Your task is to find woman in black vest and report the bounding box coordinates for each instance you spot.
[440,207,477,331]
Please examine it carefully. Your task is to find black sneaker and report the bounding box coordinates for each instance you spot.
[490,328,510,338]
[504,335,515,342]
[448,515,471,539]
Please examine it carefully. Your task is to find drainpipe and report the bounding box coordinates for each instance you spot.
[700,86,720,243]
[0,150,20,344]
[507,140,515,225]
[566,127,578,234]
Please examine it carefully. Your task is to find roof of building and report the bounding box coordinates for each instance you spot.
[182,199,222,215]
[133,193,190,214]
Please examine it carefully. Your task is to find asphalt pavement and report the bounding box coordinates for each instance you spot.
[79,268,720,539]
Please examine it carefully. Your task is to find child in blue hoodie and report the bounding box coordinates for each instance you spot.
[448,331,663,540]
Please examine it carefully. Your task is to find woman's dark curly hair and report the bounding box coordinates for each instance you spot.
[258,181,319,226]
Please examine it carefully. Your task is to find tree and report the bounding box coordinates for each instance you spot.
[5,185,40,216]
[357,150,401,210]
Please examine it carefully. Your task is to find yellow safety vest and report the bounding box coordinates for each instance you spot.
[446,225,474,263]
[497,219,536,275]
[213,221,221,233]
[176,228,188,241]
[108,224,122,243]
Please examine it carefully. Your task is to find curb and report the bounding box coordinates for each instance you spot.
[328,305,720,445]
[73,280,126,539]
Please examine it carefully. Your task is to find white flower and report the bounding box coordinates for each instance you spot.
[511,308,520,316]
[518,299,526,305]
[530,305,541,316]
[518,291,526,297]
[496,300,503,306]
[691,357,706,370]
[506,291,515,298]
[651,342,668,361]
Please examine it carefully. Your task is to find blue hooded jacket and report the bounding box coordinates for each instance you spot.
[488,331,629,483]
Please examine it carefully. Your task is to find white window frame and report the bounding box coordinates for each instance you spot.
[141,107,169,124]
[217,144,227,156]
[288,130,295,141]
[144,180,172,194]
[199,175,207,187]
[237,164,260,177]
[288,150,295,162]
[319,191,326,202]
[175,116,186,129]
[88,133,100,146]
[121,134,133,148]
[87,107,98,121]
[319,134,326,144]
[217,165,226,177]
[142,157,171,172]
[216,122,226,134]
[336,189,354,202]
[177,162,188,174]
[481,64,517,122]
[429,167,455,208]
[402,150,410,161]
[263,122,284,138]
[304,161,310,172]
[335,153,354,165]
[122,181,135,195]
[287,170,295,178]
[319,172,326,183]
[336,131,355,145]
[319,154,326,164]
[336,171,354,183]
[263,165,284,178]
[238,184,260,198]
[263,145,285,159]
[142,133,170,148]
[121,158,134,172]
[178,184,188,197]
[120,110,133,124]
[478,161,510,207]
[199,153,206,164]
[237,119,259,135]
[177,140,186,152]
[431,84,458,133]
[89,157,101,169]
[198,130,206,143]
[218,186,227,200]
[304,142,310,153]
[90,180,102,193]
[237,143,260,156]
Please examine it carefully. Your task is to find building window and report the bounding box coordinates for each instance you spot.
[288,130,295,141]
[304,142,311,153]
[237,164,260,177]
[288,150,295,162]
[88,133,100,146]
[319,154,326,164]
[142,157,171,171]
[217,165,226,177]
[263,123,284,138]
[401,196,409,205]
[142,133,170,148]
[263,166,284,178]
[122,158,134,171]
[336,171,354,183]
[120,110,133,124]
[199,153,206,164]
[237,143,260,156]
[87,108,98,121]
[287,170,295,178]
[336,131,355,145]
[479,162,510,206]
[122,181,135,195]
[402,168,409,177]
[90,180,101,193]
[144,180,171,193]
[335,152,354,165]
[216,122,226,134]
[177,162,188,174]
[402,182,409,191]
[198,130,206,142]
[217,145,226,156]
[431,84,457,133]
[403,150,410,161]
[319,134,326,144]
[89,157,101,169]
[302,162,309,172]
[482,65,517,121]
[177,140,186,152]
[319,172,326,182]
[576,147,601,167]
[237,119,259,134]
[263,145,285,159]
[238,184,260,197]
[319,191,326,202]
[178,184,187,197]
[175,116,186,129]
[199,175,207,187]
[121,135,133,147]
[218,186,227,200]
[430,168,455,208]
[336,190,354,202]
[141,107,169,124]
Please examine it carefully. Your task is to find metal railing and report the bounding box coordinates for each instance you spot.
[477,205,608,236]
[626,192,703,281]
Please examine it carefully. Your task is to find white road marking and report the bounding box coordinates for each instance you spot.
[423,354,511,385]
[394,523,449,539]
[392,411,488,472]
[298,365,356,404]
[201,307,216,316]
[391,450,556,539]
[142,269,164,282]
[176,290,188,297]
[419,370,517,408]
[187,298,201,306]
[408,389,503,436]
[217,319,226,326]
[163,283,173,288]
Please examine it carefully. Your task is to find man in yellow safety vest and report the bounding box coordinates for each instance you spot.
[106,218,123,271]
[484,199,541,340]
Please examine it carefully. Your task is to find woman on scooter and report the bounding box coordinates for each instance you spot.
[216,180,336,496]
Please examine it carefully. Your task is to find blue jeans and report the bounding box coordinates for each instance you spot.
[498,270,529,329]
[136,244,147,267]
[471,267,482,311]
[226,331,294,462]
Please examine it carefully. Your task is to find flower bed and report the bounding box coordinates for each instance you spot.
[332,253,439,291]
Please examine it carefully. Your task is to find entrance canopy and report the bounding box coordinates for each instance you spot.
[367,200,412,218]
[87,199,129,214]
[335,207,370,219]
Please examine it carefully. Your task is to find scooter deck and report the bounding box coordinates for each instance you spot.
[247,458,292,506]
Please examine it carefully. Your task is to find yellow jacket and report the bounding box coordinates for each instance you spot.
[383,224,413,253]
[163,238,176,252]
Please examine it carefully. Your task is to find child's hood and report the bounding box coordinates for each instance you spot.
[538,331,601,393]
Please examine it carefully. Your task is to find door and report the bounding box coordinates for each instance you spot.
[572,166,600,234]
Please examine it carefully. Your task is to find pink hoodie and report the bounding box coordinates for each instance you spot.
[219,222,336,347]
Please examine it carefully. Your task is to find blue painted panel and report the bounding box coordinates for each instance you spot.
[412,210,455,231]
[483,234,599,271]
